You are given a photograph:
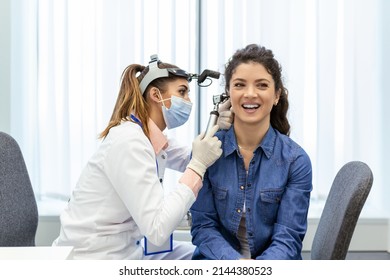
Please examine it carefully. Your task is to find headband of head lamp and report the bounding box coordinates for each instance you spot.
[139,54,192,94]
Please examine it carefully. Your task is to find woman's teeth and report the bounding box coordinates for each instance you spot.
[242,104,260,109]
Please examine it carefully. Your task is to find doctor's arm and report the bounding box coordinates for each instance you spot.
[104,132,194,246]
[180,125,222,195]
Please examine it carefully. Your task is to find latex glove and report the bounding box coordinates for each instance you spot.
[217,99,233,130]
[187,125,222,179]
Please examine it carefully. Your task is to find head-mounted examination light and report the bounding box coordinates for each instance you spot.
[139,54,221,94]
[139,54,192,94]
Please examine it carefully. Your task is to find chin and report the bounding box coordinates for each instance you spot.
[236,117,262,126]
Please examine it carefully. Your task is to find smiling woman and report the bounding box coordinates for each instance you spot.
[190,44,313,260]
[229,62,281,171]
[229,62,280,133]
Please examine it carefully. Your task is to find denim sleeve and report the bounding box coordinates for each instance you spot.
[190,172,242,260]
[256,149,313,260]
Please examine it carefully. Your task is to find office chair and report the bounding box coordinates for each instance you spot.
[0,132,38,246]
[310,161,373,259]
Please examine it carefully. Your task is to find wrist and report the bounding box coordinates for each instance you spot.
[187,159,206,179]
[179,169,203,196]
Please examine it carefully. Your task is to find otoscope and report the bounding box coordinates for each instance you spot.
[204,92,229,135]
[191,69,230,136]
[186,67,234,137]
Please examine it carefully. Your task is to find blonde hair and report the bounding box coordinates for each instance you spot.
[99,64,150,139]
[99,62,181,139]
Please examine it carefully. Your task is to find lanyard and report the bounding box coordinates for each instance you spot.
[130,114,161,182]
[130,114,143,128]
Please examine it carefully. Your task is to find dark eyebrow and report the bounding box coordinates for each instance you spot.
[256,78,271,83]
[232,78,271,83]
[179,84,189,91]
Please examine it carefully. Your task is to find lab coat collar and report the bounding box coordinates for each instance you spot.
[148,118,168,155]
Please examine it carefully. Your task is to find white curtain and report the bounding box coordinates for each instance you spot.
[198,0,385,212]
[10,0,388,215]
[11,0,197,201]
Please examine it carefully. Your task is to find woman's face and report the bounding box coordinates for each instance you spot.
[229,62,279,127]
[160,78,190,108]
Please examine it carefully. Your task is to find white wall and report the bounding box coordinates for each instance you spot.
[0,0,11,134]
[380,0,390,216]
[36,216,61,246]
[379,0,390,252]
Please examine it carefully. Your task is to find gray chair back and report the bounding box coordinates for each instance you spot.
[0,132,38,246]
[311,161,373,259]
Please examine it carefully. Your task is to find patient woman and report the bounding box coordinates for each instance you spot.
[190,44,312,260]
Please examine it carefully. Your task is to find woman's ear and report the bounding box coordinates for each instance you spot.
[275,89,281,105]
[148,87,162,103]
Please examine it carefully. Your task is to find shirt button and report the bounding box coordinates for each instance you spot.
[237,209,241,213]
[136,241,140,245]
[247,208,251,212]
[161,155,166,159]
[240,185,244,190]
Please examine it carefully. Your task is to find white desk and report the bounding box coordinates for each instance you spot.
[0,246,73,260]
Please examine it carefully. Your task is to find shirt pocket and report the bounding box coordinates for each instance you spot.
[212,186,228,220]
[258,187,285,225]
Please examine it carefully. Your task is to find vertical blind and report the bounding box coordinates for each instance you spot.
[10,0,387,214]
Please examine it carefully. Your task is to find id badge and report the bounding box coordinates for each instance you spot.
[144,234,173,255]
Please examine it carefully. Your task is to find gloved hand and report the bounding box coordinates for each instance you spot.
[187,125,222,179]
[217,99,233,130]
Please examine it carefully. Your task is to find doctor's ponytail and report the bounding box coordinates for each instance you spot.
[99,64,151,139]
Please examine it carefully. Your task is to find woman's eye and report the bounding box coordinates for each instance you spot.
[258,83,269,89]
[234,83,244,88]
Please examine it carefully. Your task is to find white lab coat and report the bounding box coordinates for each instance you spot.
[53,121,195,259]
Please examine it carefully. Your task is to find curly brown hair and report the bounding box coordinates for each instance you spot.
[224,44,290,136]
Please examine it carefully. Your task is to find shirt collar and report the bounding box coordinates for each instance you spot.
[223,125,277,159]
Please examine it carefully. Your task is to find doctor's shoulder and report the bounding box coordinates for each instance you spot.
[101,121,152,153]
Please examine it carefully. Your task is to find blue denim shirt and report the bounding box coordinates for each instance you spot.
[190,126,312,260]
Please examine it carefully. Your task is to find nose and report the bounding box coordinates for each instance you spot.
[244,85,257,97]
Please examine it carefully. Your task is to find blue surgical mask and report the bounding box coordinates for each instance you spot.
[160,95,192,129]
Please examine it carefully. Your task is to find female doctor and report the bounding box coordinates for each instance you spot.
[53,55,229,260]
